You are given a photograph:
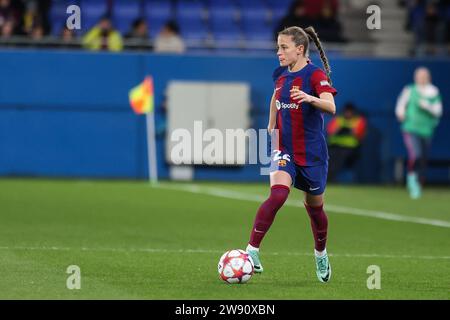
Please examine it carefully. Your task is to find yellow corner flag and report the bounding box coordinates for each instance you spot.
[129,76,154,114]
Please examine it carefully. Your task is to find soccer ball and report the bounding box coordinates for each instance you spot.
[218,249,254,284]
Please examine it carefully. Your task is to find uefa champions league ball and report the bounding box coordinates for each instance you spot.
[218,249,254,284]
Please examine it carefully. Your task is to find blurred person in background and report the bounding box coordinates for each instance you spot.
[0,0,20,37]
[407,0,449,56]
[395,67,443,199]
[125,17,151,50]
[1,18,14,38]
[22,0,50,36]
[30,22,43,40]
[326,103,367,182]
[61,24,75,42]
[154,20,185,54]
[82,15,123,52]
[275,0,345,43]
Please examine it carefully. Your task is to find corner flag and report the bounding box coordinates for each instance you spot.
[129,76,154,114]
[129,75,158,184]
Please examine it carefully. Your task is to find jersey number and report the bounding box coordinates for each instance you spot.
[273,150,291,162]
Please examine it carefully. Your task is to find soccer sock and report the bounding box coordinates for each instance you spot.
[246,244,259,252]
[248,185,290,248]
[304,202,328,252]
[315,248,327,257]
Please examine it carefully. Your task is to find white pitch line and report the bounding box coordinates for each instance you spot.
[0,246,449,260]
[155,183,450,228]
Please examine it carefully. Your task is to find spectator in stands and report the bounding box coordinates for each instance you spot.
[275,0,345,43]
[407,0,449,56]
[0,0,19,37]
[82,16,123,52]
[23,0,38,35]
[61,25,75,42]
[326,103,367,182]
[30,23,44,41]
[125,18,151,50]
[275,0,314,39]
[395,67,443,199]
[0,18,14,38]
[315,0,345,43]
[154,20,185,53]
[22,0,50,37]
[59,25,78,49]
[422,1,440,54]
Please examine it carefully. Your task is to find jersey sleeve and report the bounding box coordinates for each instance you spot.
[310,69,337,96]
[272,66,285,84]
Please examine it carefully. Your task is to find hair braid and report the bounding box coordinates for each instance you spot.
[304,26,332,85]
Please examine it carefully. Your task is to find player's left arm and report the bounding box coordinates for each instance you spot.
[418,87,443,118]
[290,69,337,114]
[291,90,336,114]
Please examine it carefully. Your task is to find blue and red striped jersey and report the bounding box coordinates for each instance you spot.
[273,62,337,166]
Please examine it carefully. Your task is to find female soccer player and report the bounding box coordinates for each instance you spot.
[246,26,337,283]
[395,67,442,199]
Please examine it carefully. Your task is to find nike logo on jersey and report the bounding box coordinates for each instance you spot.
[275,87,282,91]
[309,186,320,191]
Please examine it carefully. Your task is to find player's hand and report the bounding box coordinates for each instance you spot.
[290,89,314,104]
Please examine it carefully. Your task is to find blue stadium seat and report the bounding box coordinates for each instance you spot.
[144,0,173,38]
[49,0,73,36]
[147,18,167,39]
[235,0,267,10]
[266,0,293,9]
[244,28,273,42]
[178,15,208,41]
[209,0,237,8]
[144,0,172,21]
[175,0,205,19]
[209,7,237,27]
[266,0,291,25]
[112,0,141,34]
[212,22,241,41]
[241,9,269,24]
[79,0,109,32]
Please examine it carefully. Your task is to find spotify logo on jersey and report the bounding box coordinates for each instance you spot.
[276,100,299,110]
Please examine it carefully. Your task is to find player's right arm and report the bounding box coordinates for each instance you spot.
[267,92,276,134]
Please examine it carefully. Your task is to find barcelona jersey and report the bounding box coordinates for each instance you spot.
[273,62,337,167]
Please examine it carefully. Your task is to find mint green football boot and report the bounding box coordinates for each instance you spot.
[315,253,331,283]
[247,249,263,273]
[407,172,421,199]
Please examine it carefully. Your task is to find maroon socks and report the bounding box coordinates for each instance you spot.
[248,185,290,248]
[248,185,329,253]
[304,202,328,251]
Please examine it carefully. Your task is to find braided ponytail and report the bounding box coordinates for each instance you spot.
[304,26,332,85]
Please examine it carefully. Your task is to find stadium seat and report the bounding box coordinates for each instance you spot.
[241,9,269,25]
[79,0,109,33]
[144,0,172,21]
[144,0,173,39]
[49,0,73,36]
[178,16,208,41]
[235,0,267,10]
[147,18,168,39]
[244,28,273,42]
[266,0,291,25]
[112,0,141,34]
[212,25,243,47]
[175,0,205,19]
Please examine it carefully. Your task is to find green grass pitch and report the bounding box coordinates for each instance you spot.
[0,178,449,299]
